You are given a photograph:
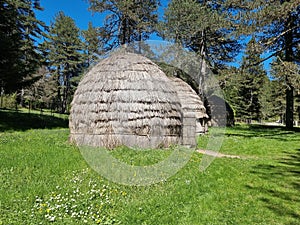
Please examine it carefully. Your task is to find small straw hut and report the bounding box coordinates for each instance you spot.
[168,77,208,134]
[69,51,208,149]
[207,95,234,127]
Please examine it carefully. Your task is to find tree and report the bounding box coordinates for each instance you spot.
[234,37,267,122]
[82,22,104,66]
[259,78,285,122]
[270,56,300,124]
[219,66,240,118]
[87,0,159,49]
[42,12,84,113]
[160,0,241,71]
[24,66,57,110]
[160,0,241,107]
[235,1,300,129]
[0,0,45,94]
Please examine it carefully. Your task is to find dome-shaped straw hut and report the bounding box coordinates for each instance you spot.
[168,77,209,135]
[207,95,234,127]
[70,50,208,149]
[70,51,182,149]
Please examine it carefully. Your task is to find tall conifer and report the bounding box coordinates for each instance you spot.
[42,12,84,113]
[0,0,45,93]
[233,1,300,128]
[87,0,159,49]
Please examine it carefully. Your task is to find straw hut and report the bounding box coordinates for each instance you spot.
[207,95,235,127]
[168,77,208,134]
[69,51,208,149]
[69,51,182,149]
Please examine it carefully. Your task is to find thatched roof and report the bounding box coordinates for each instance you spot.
[69,51,182,149]
[168,77,208,119]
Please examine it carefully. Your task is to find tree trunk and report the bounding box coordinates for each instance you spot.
[198,29,207,102]
[61,69,66,113]
[20,88,24,107]
[121,16,127,45]
[298,106,300,122]
[285,85,294,129]
[61,62,71,114]
[0,84,3,108]
[56,68,62,113]
[284,14,294,129]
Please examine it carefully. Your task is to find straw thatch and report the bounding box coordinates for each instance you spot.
[168,77,209,134]
[69,51,183,149]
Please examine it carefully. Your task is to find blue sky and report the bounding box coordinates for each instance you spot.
[35,0,105,29]
[35,0,272,73]
[35,0,168,31]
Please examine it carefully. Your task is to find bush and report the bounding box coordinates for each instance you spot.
[0,93,17,109]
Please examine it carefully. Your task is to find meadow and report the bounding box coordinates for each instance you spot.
[0,110,299,224]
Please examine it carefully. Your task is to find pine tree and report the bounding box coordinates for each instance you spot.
[160,0,241,71]
[42,12,84,113]
[0,0,45,93]
[219,66,240,116]
[82,22,104,66]
[271,56,300,124]
[22,66,59,112]
[270,79,286,122]
[87,0,159,49]
[235,37,267,122]
[160,0,241,106]
[234,1,300,129]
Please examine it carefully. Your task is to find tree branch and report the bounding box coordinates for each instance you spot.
[245,49,282,68]
[277,56,299,75]
[262,25,300,47]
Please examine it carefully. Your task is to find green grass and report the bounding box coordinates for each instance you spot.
[0,110,299,224]
[0,109,68,132]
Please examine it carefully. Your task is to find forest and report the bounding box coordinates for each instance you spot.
[0,0,300,129]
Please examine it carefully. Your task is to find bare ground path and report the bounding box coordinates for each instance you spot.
[196,149,250,159]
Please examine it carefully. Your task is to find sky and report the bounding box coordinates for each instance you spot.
[34,0,272,73]
[35,0,168,32]
[35,0,106,29]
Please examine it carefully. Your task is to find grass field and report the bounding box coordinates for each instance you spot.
[0,110,299,224]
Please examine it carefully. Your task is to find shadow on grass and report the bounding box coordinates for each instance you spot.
[226,124,300,142]
[247,149,300,222]
[0,110,69,132]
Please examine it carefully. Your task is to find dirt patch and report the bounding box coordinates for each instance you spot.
[197,149,243,159]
